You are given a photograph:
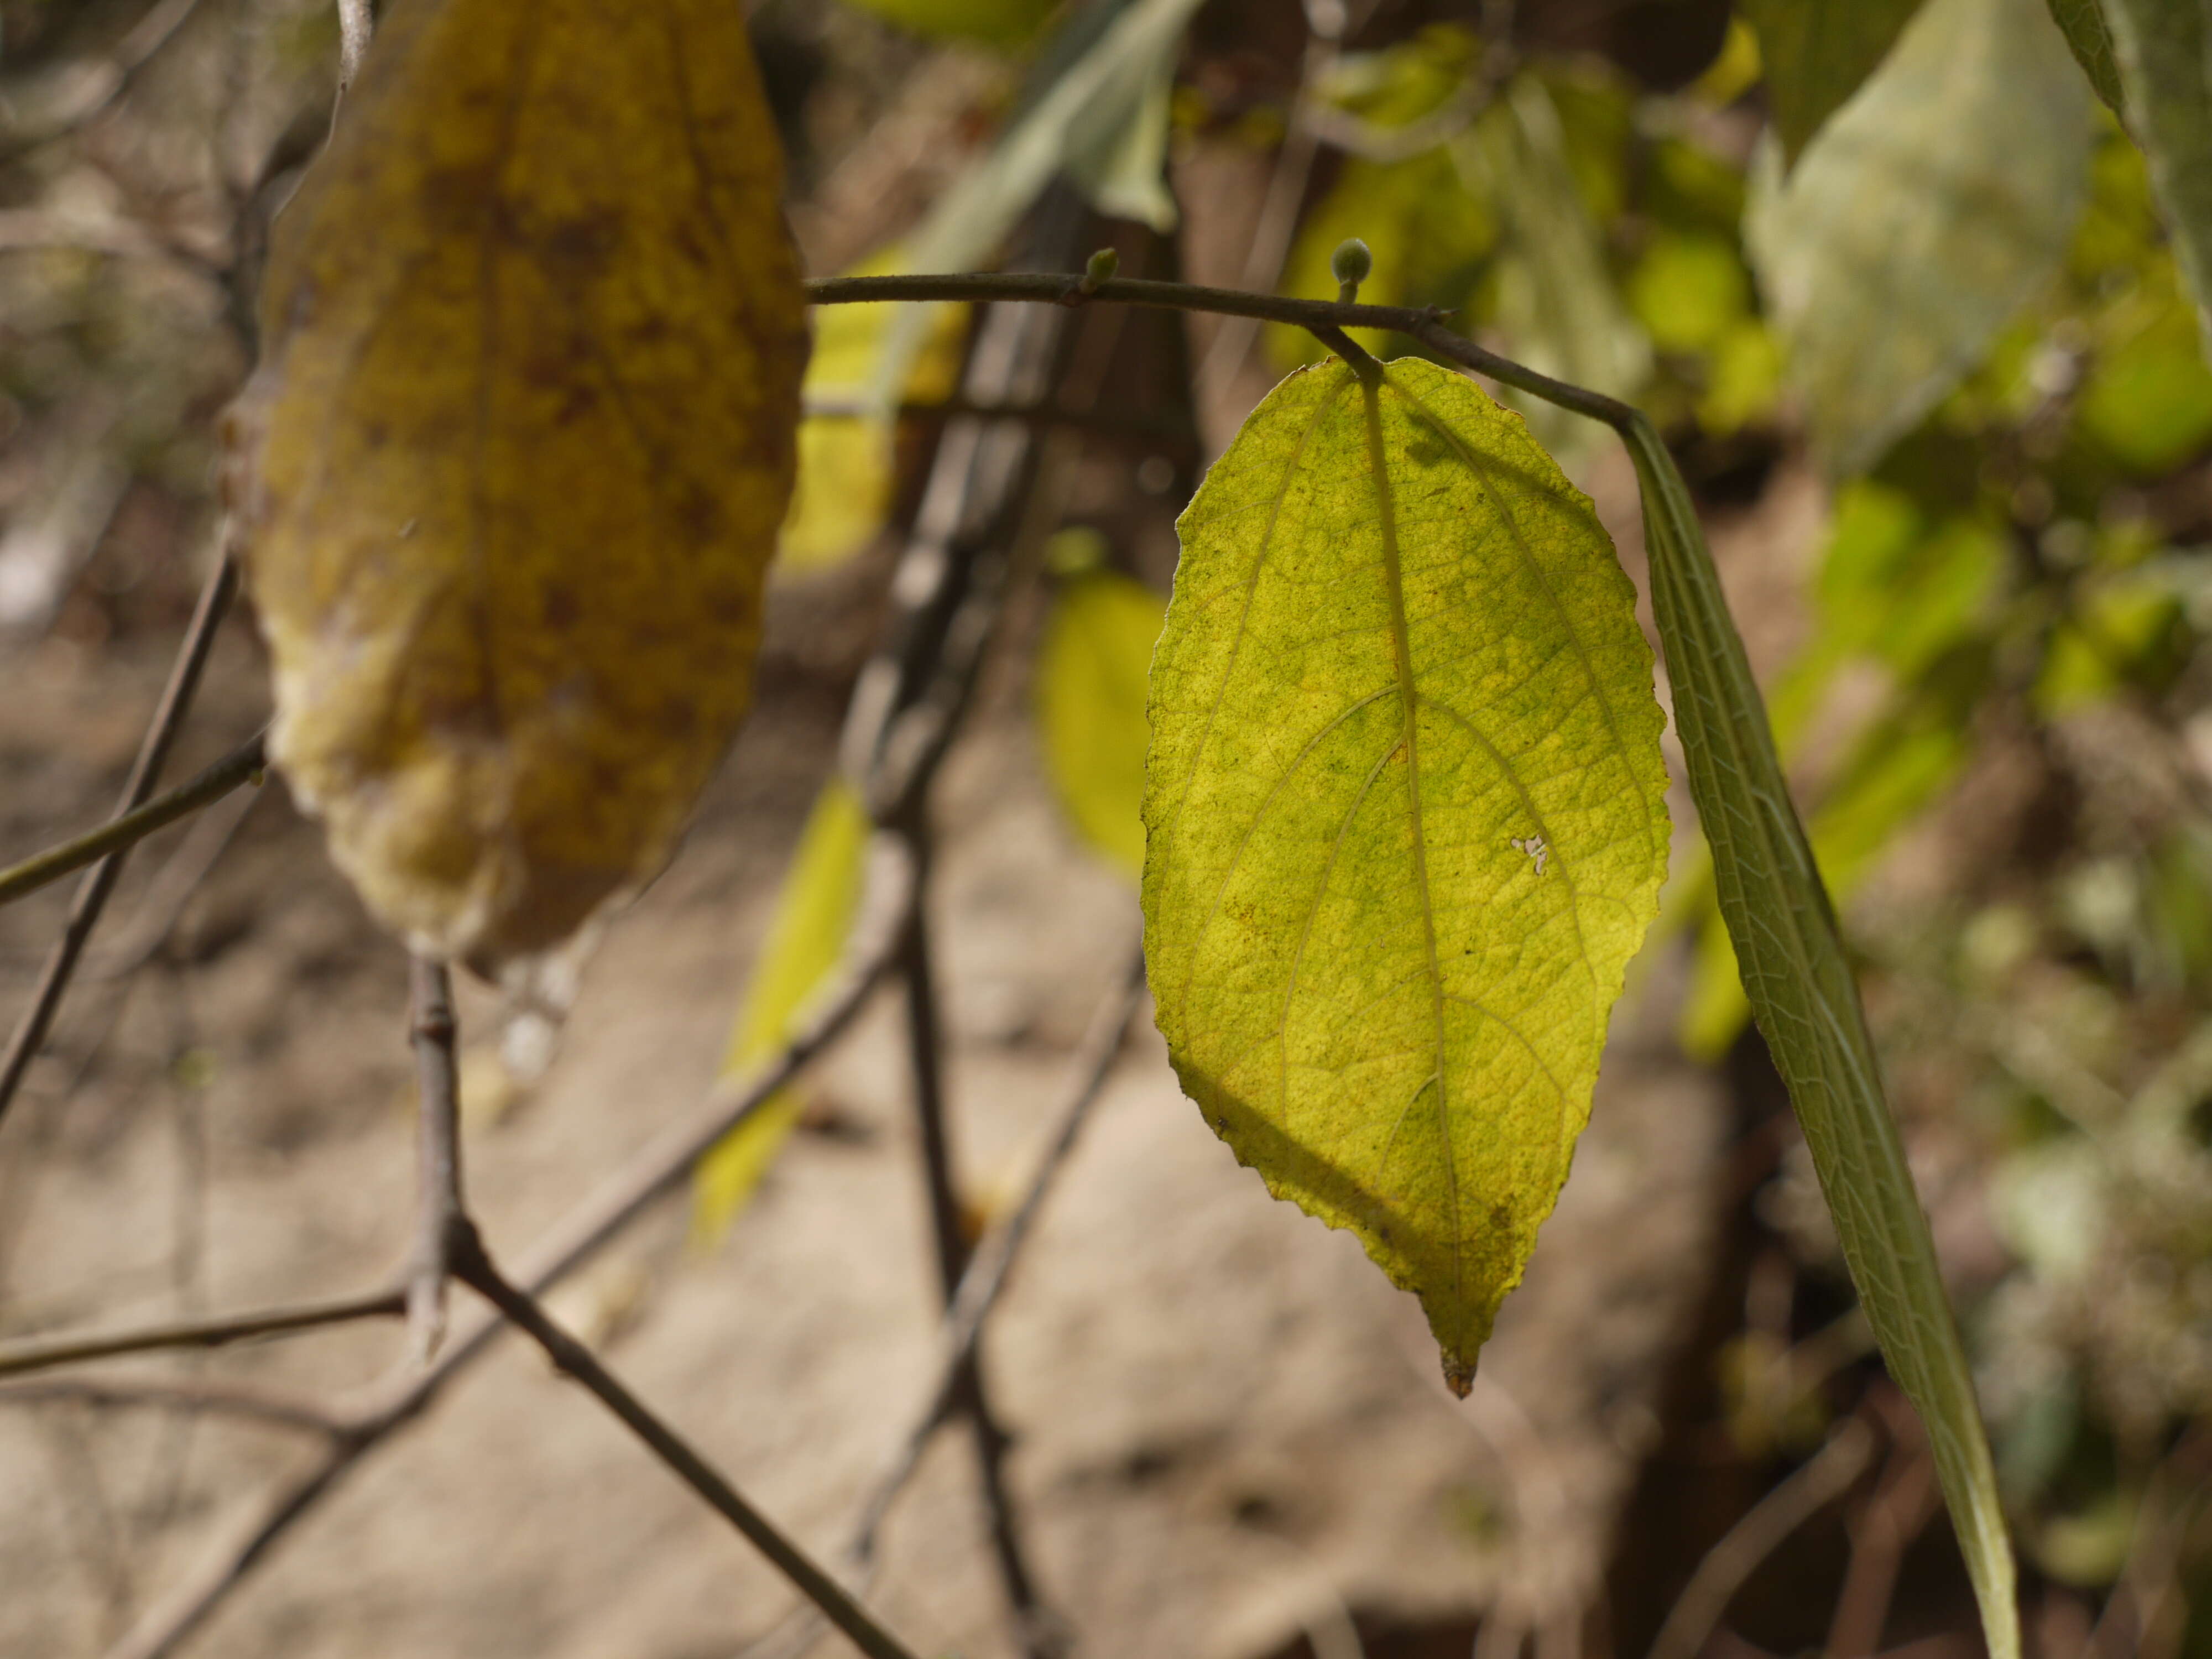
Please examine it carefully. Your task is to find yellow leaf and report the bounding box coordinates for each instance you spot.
[1035,540,1162,883]
[693,779,872,1243]
[780,249,967,575]
[1142,358,1670,1391]
[226,0,808,968]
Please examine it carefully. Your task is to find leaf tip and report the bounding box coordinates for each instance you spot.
[1441,1349,1476,1399]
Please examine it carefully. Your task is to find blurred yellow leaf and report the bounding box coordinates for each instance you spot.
[1035,540,1162,882]
[693,779,872,1243]
[781,251,968,575]
[229,0,807,969]
[841,0,1060,48]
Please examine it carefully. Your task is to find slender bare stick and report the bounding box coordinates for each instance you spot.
[851,944,1146,1561]
[801,273,1634,429]
[99,845,915,1659]
[0,732,266,911]
[0,556,238,1133]
[405,957,463,1360]
[449,1220,927,1659]
[0,1376,347,1436]
[739,946,1146,1659]
[1646,1417,1876,1659]
[0,1287,403,1382]
[890,859,1057,1657]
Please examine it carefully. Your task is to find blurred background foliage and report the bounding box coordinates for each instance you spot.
[12,0,2212,1651]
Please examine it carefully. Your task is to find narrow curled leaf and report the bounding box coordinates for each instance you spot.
[1746,0,2094,475]
[2102,0,2212,356]
[1035,556,1163,883]
[1739,0,1923,165]
[1142,357,1669,1391]
[694,780,872,1244]
[2046,0,2127,114]
[1622,416,2020,1659]
[228,0,807,968]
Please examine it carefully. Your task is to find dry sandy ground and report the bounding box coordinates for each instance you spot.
[0,551,1728,1659]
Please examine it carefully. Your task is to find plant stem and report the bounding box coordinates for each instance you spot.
[801,273,1634,426]
[405,957,464,1361]
[0,556,239,1133]
[0,731,266,912]
[97,843,916,1659]
[0,1285,405,1381]
[449,1222,927,1659]
[893,869,1057,1656]
[852,943,1146,1562]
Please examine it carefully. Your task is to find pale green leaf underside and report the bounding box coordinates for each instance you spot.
[1747,0,2094,477]
[1741,0,1923,165]
[1142,357,1669,1390]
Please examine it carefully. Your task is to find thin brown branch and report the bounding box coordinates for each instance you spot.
[0,555,239,1133]
[100,841,915,1659]
[0,731,267,912]
[801,272,1638,432]
[890,858,1058,1657]
[450,1220,928,1659]
[1646,1418,1876,1659]
[405,957,463,1361]
[0,1285,404,1381]
[0,1375,346,1436]
[853,943,1146,1559]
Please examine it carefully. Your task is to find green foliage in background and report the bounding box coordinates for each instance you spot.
[1746,0,2096,477]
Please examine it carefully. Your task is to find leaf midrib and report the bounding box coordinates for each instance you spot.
[1360,367,1460,1303]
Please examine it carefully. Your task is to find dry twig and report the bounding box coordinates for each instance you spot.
[0,557,238,1133]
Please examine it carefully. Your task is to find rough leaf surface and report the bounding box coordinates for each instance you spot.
[227,0,807,967]
[1142,357,1669,1390]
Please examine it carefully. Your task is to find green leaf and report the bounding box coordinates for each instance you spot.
[1746,0,2096,476]
[1623,415,2021,1659]
[1739,0,1923,166]
[2046,0,2127,114]
[1036,550,1162,883]
[1142,356,1670,1391]
[693,779,872,1243]
[2101,0,2212,357]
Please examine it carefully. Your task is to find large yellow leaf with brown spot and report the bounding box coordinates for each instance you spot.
[226,0,807,968]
